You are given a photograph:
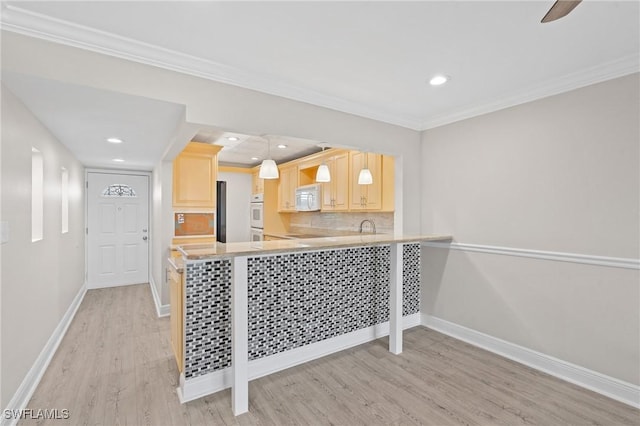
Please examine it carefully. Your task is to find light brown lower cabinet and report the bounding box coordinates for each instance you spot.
[169,265,184,373]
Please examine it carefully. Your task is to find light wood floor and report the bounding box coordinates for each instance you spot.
[22,284,639,425]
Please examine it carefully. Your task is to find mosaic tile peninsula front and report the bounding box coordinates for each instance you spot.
[183,244,421,379]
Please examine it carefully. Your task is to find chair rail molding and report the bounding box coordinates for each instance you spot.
[422,241,640,270]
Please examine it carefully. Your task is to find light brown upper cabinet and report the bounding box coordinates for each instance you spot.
[321,150,350,211]
[350,152,382,210]
[278,164,298,212]
[172,142,222,208]
[251,169,264,195]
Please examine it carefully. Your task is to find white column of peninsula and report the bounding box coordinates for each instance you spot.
[232,256,249,415]
[389,242,403,354]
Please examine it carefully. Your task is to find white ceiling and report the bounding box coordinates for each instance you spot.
[1,1,638,169]
[2,71,186,170]
[1,71,324,169]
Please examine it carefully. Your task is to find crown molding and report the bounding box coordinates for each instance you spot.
[2,4,638,133]
[0,4,423,130]
[420,53,640,130]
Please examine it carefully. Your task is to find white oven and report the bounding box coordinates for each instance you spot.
[250,193,264,229]
[250,227,264,242]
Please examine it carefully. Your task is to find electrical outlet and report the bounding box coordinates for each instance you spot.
[1,221,9,244]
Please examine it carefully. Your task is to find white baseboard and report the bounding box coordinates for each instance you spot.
[1,284,87,426]
[149,277,169,318]
[179,313,421,403]
[421,314,640,409]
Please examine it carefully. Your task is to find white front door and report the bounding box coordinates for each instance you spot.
[87,172,149,289]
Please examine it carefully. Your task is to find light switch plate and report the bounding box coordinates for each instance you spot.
[1,221,9,244]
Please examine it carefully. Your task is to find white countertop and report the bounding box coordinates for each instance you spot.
[178,233,452,260]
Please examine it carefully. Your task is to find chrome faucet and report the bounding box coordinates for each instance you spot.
[359,219,376,234]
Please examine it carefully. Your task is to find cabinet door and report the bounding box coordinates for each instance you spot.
[332,152,350,211]
[350,152,382,210]
[251,171,264,195]
[172,143,220,208]
[252,171,259,194]
[363,153,382,209]
[278,167,289,211]
[288,167,298,209]
[349,151,367,210]
[278,166,298,212]
[321,157,336,210]
[169,268,183,372]
[320,153,349,211]
[257,175,264,194]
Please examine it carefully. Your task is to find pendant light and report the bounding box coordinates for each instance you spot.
[358,152,373,185]
[259,136,279,179]
[315,147,331,183]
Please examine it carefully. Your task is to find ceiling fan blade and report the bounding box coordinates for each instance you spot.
[541,0,582,23]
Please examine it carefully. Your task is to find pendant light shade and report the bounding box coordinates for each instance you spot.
[316,163,331,182]
[259,159,279,179]
[259,136,279,179]
[358,152,373,185]
[358,168,373,185]
[315,146,331,183]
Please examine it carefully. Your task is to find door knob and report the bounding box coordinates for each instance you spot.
[142,236,148,241]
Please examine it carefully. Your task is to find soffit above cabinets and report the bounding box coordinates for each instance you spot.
[194,130,322,168]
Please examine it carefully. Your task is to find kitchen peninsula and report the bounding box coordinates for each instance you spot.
[173,233,451,415]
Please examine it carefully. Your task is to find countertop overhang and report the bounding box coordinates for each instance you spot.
[178,234,452,260]
[167,256,184,272]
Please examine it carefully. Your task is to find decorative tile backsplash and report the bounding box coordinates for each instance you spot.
[248,246,391,360]
[183,243,420,380]
[289,211,394,234]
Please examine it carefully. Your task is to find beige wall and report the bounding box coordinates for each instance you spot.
[420,73,640,384]
[1,85,86,408]
[151,162,163,304]
[151,160,176,307]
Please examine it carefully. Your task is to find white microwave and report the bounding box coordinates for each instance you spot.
[295,184,322,212]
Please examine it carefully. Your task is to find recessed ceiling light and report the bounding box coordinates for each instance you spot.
[277,144,287,149]
[429,75,449,86]
[112,158,125,163]
[227,136,239,141]
[251,157,259,161]
[107,137,123,144]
